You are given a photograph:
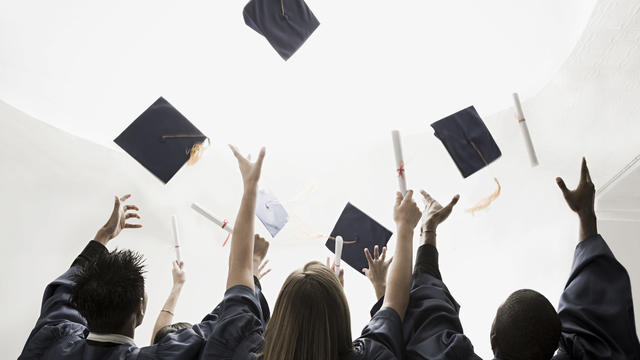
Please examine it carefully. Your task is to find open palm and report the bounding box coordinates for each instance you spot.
[556,157,595,215]
[421,191,460,231]
[95,194,142,244]
[229,145,265,188]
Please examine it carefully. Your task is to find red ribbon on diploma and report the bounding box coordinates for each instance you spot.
[397,163,405,178]
[221,220,231,247]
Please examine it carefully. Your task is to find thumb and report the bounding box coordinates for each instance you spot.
[110,196,120,218]
[556,177,569,195]
[445,194,460,210]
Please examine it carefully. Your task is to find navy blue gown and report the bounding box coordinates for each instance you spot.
[551,234,640,360]
[370,244,482,359]
[19,241,271,360]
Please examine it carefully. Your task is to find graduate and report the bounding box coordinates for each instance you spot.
[491,158,640,360]
[369,191,483,359]
[199,144,422,360]
[150,256,271,344]
[19,195,234,359]
[150,260,192,344]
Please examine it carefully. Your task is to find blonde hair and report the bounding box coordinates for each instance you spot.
[262,261,353,360]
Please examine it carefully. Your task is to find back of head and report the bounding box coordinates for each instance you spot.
[153,322,193,344]
[263,261,352,360]
[491,289,561,360]
[71,249,146,333]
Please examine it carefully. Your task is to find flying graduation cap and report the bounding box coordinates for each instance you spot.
[431,106,502,213]
[431,106,501,178]
[256,189,289,238]
[243,0,320,60]
[114,97,209,184]
[325,203,393,275]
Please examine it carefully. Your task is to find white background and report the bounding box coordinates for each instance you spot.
[2,0,640,358]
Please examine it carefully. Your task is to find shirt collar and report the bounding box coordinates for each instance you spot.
[87,332,136,346]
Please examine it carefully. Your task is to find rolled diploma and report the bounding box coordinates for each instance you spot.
[191,202,234,234]
[334,236,343,276]
[171,215,182,263]
[391,130,407,195]
[513,93,539,167]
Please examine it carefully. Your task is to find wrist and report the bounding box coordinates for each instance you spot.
[94,229,111,246]
[243,182,259,193]
[172,283,184,291]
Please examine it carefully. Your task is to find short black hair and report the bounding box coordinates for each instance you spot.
[153,322,193,344]
[491,289,561,360]
[71,249,146,333]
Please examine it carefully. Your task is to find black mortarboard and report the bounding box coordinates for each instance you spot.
[243,0,320,60]
[431,106,502,178]
[325,203,393,275]
[114,97,209,184]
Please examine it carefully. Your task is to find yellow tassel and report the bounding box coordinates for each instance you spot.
[465,177,501,215]
[186,138,210,165]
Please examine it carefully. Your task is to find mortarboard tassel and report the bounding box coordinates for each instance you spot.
[162,135,210,165]
[466,141,501,214]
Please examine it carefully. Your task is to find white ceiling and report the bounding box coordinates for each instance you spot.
[0,0,596,152]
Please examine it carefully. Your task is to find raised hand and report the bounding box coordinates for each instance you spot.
[172,261,186,288]
[556,157,596,216]
[255,259,272,280]
[421,191,460,231]
[253,234,270,264]
[252,234,271,279]
[363,245,392,300]
[229,145,266,189]
[556,157,597,242]
[393,190,422,231]
[95,194,142,245]
[326,257,344,288]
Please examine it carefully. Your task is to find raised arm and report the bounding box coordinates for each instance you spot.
[555,158,640,358]
[151,260,186,344]
[363,245,392,301]
[21,195,142,357]
[227,145,266,290]
[382,191,422,320]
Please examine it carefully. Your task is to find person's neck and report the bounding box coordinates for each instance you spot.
[114,321,136,339]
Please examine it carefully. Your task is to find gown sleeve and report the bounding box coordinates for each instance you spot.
[351,307,404,360]
[402,272,482,359]
[197,284,268,359]
[19,241,108,359]
[556,234,640,359]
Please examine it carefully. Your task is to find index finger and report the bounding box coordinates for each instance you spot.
[420,190,434,205]
[401,190,414,206]
[364,248,374,266]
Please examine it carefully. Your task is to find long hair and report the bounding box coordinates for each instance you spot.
[262,261,353,360]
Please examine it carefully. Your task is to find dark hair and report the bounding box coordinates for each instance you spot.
[491,289,561,360]
[71,249,146,333]
[153,322,193,344]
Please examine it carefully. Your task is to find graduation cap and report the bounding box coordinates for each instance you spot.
[114,97,209,184]
[325,203,393,275]
[431,106,501,178]
[256,189,289,238]
[243,0,320,60]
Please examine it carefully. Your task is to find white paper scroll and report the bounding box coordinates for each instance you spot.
[171,215,182,263]
[513,93,539,167]
[191,202,234,246]
[334,235,343,277]
[391,130,407,195]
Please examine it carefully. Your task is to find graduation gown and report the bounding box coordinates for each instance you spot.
[200,284,405,359]
[551,234,640,360]
[370,244,481,359]
[18,240,271,360]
